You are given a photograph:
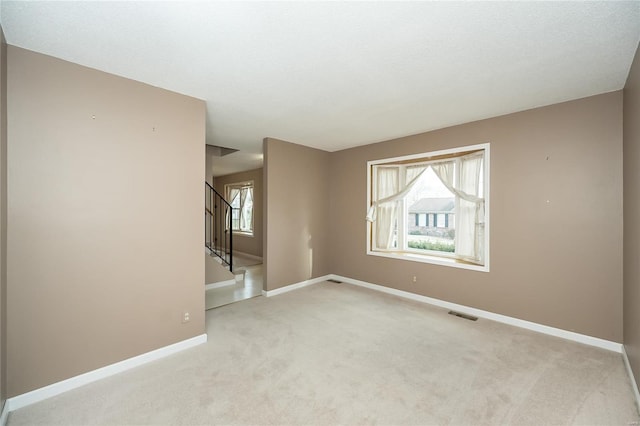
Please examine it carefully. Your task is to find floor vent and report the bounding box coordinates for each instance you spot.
[327,279,342,283]
[448,311,478,321]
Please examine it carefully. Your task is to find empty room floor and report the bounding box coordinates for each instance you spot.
[205,263,263,310]
[7,281,640,425]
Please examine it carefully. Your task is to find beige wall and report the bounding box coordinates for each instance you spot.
[7,47,205,396]
[0,25,7,411]
[213,168,263,258]
[205,145,215,185]
[205,253,234,284]
[263,138,331,291]
[329,92,623,342]
[624,43,640,385]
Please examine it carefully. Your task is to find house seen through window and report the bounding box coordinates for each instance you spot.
[225,181,254,235]
[366,143,489,271]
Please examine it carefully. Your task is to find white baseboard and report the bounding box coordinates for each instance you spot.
[262,275,331,297]
[0,400,9,426]
[623,345,640,415]
[205,279,236,290]
[7,334,207,412]
[330,274,623,353]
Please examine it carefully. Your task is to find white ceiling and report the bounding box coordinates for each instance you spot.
[1,1,639,176]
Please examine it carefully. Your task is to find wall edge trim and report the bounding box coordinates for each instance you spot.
[205,279,236,290]
[262,275,331,297]
[7,333,208,412]
[0,400,9,426]
[623,345,640,415]
[330,274,623,353]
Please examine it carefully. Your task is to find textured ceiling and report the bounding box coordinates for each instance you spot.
[1,1,639,176]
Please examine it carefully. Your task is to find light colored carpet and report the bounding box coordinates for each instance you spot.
[8,281,640,425]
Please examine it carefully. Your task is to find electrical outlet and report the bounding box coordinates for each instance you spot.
[182,311,190,323]
[412,276,417,283]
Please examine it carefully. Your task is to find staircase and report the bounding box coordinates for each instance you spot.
[205,182,233,272]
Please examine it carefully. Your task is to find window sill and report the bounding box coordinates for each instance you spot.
[367,250,488,272]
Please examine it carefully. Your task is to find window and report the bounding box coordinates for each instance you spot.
[366,143,489,271]
[225,181,254,235]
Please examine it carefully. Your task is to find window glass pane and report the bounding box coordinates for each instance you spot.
[232,208,240,230]
[406,167,455,253]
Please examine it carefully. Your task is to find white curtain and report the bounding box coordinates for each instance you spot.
[373,167,398,249]
[229,188,240,206]
[461,155,484,261]
[431,153,484,262]
[239,187,252,231]
[367,165,427,250]
[406,165,424,183]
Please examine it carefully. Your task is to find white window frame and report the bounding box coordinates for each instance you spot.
[366,143,490,272]
[225,181,255,237]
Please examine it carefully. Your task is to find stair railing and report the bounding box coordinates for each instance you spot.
[205,182,233,272]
